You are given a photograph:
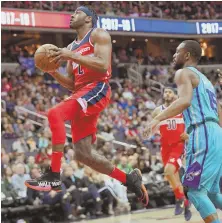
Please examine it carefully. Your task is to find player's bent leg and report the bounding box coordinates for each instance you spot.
[74,135,149,206]
[26,99,81,192]
[47,107,66,191]
[165,163,186,215]
[175,171,184,191]
[204,214,221,223]
[25,106,66,191]
[164,164,184,198]
[208,163,222,209]
[174,170,192,220]
[164,163,178,189]
[208,192,222,209]
[187,187,219,222]
[74,135,114,175]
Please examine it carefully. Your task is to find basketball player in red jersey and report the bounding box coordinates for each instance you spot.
[152,87,191,220]
[25,6,148,206]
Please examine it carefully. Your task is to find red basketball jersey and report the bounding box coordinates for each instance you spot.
[159,105,185,146]
[69,28,111,91]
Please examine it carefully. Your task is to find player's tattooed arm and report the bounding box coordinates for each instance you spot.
[143,69,194,138]
[154,69,193,122]
[50,28,112,73]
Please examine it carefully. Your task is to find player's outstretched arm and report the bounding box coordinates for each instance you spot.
[151,106,161,119]
[50,28,112,73]
[154,69,193,122]
[143,69,193,138]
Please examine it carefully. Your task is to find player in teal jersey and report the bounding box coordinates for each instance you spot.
[144,40,222,223]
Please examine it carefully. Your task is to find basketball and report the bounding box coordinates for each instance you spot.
[34,44,60,72]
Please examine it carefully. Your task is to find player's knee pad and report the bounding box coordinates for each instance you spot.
[188,188,217,219]
[208,193,222,209]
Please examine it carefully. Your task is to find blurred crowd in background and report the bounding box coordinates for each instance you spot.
[1,66,165,221]
[2,1,222,19]
[2,43,220,66]
[2,1,222,221]
[2,44,171,65]
[2,57,222,220]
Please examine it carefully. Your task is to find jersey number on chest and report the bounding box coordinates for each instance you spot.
[78,65,84,75]
[167,119,177,130]
[206,89,217,112]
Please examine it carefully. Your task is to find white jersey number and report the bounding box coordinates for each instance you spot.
[167,119,177,130]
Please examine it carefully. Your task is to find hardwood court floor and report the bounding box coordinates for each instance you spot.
[81,206,222,223]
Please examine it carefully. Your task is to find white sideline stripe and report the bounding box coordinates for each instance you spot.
[15,106,137,148]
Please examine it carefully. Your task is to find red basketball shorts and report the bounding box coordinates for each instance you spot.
[161,142,184,171]
[47,82,111,144]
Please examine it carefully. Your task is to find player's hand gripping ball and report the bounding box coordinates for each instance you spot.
[49,47,74,64]
[34,44,60,72]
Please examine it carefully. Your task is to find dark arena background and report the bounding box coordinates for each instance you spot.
[1,1,222,223]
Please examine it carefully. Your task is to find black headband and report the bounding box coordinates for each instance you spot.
[76,6,97,27]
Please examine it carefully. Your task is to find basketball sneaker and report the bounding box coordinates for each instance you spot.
[25,167,62,192]
[184,200,192,221]
[175,198,184,215]
[125,169,149,206]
